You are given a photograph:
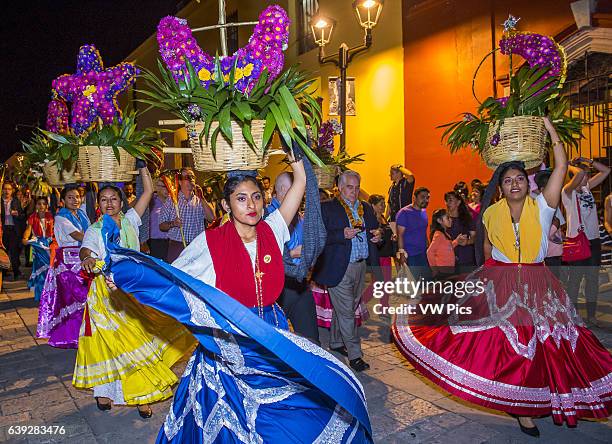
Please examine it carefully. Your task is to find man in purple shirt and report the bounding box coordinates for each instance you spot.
[396,187,431,281]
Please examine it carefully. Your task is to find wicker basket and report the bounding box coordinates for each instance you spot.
[313,165,337,189]
[42,161,79,187]
[77,146,136,182]
[482,116,547,170]
[186,120,268,172]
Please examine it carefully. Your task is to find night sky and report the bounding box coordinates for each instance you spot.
[0,0,181,162]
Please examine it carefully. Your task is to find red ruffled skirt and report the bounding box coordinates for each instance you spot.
[393,259,612,426]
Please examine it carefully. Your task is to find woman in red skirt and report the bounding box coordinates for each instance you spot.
[393,117,612,437]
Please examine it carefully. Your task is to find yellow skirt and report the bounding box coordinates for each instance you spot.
[73,275,196,405]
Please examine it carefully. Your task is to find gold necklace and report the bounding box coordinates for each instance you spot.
[253,233,278,326]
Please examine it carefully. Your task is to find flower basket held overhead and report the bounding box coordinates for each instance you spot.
[140,6,324,172]
[41,161,79,187]
[22,44,164,185]
[310,119,364,189]
[440,16,584,169]
[186,120,268,171]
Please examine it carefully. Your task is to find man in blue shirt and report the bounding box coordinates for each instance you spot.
[312,170,381,372]
[396,187,431,281]
[267,172,319,344]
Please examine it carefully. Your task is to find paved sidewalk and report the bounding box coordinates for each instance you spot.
[0,277,611,443]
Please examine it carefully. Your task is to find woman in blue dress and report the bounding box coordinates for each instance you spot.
[102,150,372,443]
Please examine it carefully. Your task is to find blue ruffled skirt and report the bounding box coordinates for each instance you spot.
[158,305,367,443]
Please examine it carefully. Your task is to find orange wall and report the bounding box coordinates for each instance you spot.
[403,0,576,211]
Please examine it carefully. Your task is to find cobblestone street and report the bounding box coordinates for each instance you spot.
[1,275,611,443]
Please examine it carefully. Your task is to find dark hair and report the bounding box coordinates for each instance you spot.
[414,187,430,198]
[97,185,123,203]
[497,163,528,187]
[261,176,271,182]
[534,169,552,190]
[444,190,472,227]
[430,208,451,241]
[475,161,527,265]
[223,174,263,205]
[35,196,49,206]
[470,178,482,188]
[60,184,81,201]
[368,194,385,206]
[454,181,468,199]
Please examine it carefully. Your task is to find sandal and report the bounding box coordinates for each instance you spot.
[95,397,112,411]
[137,405,153,419]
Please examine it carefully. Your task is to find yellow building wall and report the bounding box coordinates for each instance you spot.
[288,0,405,197]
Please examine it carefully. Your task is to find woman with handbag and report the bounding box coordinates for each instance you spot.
[393,117,612,436]
[562,157,611,327]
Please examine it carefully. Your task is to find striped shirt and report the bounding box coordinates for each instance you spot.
[160,192,205,244]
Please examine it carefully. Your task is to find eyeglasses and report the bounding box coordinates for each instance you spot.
[502,175,526,186]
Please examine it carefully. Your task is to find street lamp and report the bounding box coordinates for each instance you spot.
[311,0,384,152]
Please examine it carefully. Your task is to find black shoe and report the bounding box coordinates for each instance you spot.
[95,397,112,411]
[517,418,539,437]
[137,405,153,419]
[349,358,370,372]
[330,346,348,357]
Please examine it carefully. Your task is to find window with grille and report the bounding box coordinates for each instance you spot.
[297,0,319,55]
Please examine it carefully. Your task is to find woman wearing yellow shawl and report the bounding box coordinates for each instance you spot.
[393,117,612,437]
[75,165,195,419]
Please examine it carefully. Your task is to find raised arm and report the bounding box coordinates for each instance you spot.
[399,166,415,183]
[588,159,611,189]
[542,117,568,208]
[278,156,306,227]
[132,166,154,218]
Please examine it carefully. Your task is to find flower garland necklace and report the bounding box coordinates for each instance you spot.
[339,198,364,228]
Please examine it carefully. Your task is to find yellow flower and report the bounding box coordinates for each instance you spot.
[198,68,211,81]
[234,68,244,81]
[223,73,230,82]
[242,64,254,77]
[83,85,97,97]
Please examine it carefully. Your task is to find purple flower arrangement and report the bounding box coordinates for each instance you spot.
[440,16,583,157]
[46,98,69,134]
[317,120,343,154]
[156,5,290,96]
[49,45,138,135]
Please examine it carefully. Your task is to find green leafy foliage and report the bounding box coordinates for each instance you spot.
[39,110,169,167]
[137,58,325,167]
[440,65,585,154]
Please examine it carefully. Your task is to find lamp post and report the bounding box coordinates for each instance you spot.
[310,0,384,152]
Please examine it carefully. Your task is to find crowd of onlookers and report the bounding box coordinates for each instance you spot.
[381,158,612,329]
[2,157,611,368]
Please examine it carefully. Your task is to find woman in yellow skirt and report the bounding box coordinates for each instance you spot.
[75,164,195,418]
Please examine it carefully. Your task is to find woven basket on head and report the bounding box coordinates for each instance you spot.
[313,165,337,189]
[42,161,79,188]
[483,116,547,170]
[77,146,136,182]
[186,120,268,172]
